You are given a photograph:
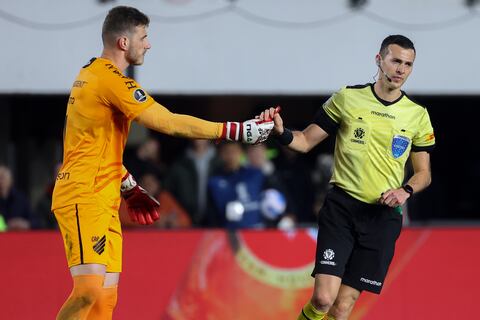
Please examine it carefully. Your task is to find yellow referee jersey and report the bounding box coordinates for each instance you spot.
[52,57,154,211]
[314,83,435,203]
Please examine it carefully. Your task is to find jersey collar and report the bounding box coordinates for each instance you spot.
[370,83,405,107]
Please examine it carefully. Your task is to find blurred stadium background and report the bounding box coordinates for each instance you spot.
[1,0,479,319]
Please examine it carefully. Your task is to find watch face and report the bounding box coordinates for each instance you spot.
[403,185,413,194]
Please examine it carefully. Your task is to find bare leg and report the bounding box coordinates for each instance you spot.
[298,274,342,319]
[327,284,361,320]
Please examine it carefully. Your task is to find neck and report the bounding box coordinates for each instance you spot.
[101,48,129,72]
[373,81,402,102]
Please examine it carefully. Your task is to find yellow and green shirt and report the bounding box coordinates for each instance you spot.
[314,83,435,204]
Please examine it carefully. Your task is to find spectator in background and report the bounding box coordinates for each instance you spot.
[164,139,221,226]
[208,141,268,229]
[311,153,334,215]
[245,144,295,229]
[34,162,62,229]
[119,173,191,229]
[123,137,166,179]
[274,147,316,224]
[0,165,33,231]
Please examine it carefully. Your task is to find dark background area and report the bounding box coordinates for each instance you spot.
[0,93,477,222]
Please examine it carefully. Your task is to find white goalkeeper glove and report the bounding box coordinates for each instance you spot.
[222,119,274,144]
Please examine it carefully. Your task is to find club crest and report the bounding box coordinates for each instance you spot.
[391,135,410,159]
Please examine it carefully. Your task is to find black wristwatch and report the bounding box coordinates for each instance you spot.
[402,184,414,196]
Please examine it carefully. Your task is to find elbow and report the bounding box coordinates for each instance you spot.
[426,174,432,188]
[301,145,313,153]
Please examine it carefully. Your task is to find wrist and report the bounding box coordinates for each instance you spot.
[274,128,293,145]
[222,122,242,141]
[121,173,137,193]
[273,127,284,136]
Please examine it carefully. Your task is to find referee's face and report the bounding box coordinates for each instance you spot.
[126,25,151,66]
[380,44,415,89]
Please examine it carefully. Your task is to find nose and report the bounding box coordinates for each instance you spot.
[145,40,151,50]
[397,64,406,74]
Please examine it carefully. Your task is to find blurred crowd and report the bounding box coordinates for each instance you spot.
[0,137,334,232]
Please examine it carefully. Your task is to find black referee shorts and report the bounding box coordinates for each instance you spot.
[312,185,402,294]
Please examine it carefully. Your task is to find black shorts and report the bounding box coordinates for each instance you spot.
[312,186,402,294]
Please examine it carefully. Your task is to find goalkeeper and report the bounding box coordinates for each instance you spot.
[51,6,274,320]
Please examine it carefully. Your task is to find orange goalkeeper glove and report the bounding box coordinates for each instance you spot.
[120,173,160,225]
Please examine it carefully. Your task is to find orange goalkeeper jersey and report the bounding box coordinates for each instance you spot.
[52,57,154,211]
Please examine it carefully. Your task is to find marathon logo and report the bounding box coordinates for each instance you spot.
[371,110,395,119]
[360,277,382,286]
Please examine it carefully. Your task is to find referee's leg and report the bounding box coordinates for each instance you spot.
[298,274,342,320]
[326,284,361,320]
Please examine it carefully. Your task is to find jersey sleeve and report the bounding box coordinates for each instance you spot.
[313,88,344,135]
[102,72,155,120]
[411,107,435,153]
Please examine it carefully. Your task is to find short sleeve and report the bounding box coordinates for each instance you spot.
[313,88,344,135]
[411,108,435,153]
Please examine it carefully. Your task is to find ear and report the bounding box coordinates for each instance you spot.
[117,36,129,51]
[375,54,381,67]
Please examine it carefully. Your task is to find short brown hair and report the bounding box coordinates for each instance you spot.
[379,35,415,57]
[102,6,150,46]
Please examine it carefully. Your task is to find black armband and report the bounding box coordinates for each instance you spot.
[274,128,294,146]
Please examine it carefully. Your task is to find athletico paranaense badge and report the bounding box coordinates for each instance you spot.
[391,135,410,159]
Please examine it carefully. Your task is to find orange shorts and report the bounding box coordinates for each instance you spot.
[54,202,122,273]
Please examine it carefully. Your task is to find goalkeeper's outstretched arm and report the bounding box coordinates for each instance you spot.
[135,102,275,144]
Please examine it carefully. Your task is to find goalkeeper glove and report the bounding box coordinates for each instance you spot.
[120,173,160,225]
[222,117,276,145]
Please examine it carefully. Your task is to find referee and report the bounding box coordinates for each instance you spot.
[260,35,435,320]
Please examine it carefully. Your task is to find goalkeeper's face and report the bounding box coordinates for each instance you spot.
[126,25,151,66]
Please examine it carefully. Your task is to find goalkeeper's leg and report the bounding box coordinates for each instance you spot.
[56,273,104,320]
[87,273,119,320]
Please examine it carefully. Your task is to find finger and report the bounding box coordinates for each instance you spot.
[274,106,281,114]
[385,196,398,207]
[128,210,137,222]
[259,111,265,121]
[137,212,147,225]
[145,212,154,225]
[151,210,160,221]
[268,107,275,120]
[380,190,392,201]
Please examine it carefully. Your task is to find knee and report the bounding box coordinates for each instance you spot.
[72,277,104,307]
[74,285,103,307]
[311,291,336,311]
